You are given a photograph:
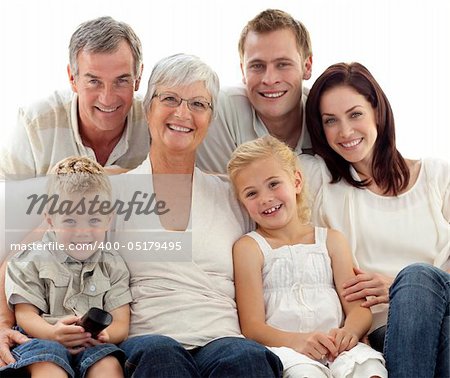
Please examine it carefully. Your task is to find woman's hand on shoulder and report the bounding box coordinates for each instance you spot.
[342,267,394,307]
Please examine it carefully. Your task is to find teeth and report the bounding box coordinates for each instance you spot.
[169,125,191,132]
[263,204,282,214]
[261,91,285,98]
[97,106,118,113]
[341,138,362,148]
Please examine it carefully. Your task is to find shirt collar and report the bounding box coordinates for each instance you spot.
[43,230,103,266]
[71,92,136,164]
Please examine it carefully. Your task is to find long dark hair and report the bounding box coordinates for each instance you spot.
[306,62,409,195]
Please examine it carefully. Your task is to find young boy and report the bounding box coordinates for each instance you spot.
[2,156,131,378]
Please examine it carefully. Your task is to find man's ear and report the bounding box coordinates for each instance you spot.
[303,56,313,81]
[67,64,77,92]
[134,63,144,91]
[240,62,247,85]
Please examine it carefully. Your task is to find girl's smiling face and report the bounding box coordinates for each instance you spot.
[234,157,302,230]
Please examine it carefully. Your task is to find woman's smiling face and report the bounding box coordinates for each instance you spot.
[320,85,378,170]
[147,81,212,154]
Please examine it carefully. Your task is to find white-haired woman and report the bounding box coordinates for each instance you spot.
[111,54,282,377]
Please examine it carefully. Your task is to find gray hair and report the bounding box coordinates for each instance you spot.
[143,53,220,119]
[69,16,143,77]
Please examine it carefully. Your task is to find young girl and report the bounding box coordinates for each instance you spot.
[227,135,386,378]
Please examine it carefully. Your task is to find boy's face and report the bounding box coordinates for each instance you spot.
[46,192,111,261]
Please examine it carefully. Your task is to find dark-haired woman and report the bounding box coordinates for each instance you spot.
[300,62,449,377]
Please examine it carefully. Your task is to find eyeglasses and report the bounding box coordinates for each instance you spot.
[152,92,213,113]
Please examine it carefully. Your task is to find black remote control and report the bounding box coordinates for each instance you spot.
[77,307,112,338]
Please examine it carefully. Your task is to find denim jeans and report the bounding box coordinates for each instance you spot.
[0,337,124,378]
[384,263,450,378]
[120,334,283,377]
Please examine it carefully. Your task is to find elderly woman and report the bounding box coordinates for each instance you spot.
[0,54,282,377]
[110,54,282,377]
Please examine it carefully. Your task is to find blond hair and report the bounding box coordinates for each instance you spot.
[238,9,312,62]
[47,156,111,199]
[227,136,310,224]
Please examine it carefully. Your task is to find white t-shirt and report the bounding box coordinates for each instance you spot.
[109,158,251,348]
[196,85,311,174]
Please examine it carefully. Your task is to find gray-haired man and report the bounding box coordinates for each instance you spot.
[0,16,149,179]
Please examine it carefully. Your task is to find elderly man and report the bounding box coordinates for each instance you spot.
[0,16,149,179]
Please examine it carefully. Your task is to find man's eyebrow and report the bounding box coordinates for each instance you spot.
[246,58,265,64]
[246,57,295,65]
[273,57,295,62]
[83,73,133,79]
[84,73,99,79]
[117,73,133,79]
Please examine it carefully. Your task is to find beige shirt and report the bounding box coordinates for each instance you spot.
[0,90,150,179]
[196,85,311,174]
[6,231,132,325]
[109,158,251,348]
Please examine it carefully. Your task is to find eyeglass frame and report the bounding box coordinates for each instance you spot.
[151,92,213,113]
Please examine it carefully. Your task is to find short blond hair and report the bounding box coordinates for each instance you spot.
[227,136,310,224]
[47,156,111,199]
[238,9,312,62]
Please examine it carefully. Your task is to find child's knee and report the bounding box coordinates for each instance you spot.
[28,361,69,378]
[86,355,123,378]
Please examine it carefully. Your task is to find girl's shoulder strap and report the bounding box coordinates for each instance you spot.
[245,231,273,259]
[314,226,329,246]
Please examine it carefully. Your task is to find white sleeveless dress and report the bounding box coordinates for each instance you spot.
[246,227,387,377]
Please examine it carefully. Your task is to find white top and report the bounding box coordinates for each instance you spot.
[246,227,344,333]
[196,85,312,174]
[109,158,251,348]
[299,154,450,330]
[0,90,150,179]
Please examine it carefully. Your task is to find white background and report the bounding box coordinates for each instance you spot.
[0,0,448,161]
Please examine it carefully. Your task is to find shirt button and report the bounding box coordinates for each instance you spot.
[89,285,96,292]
